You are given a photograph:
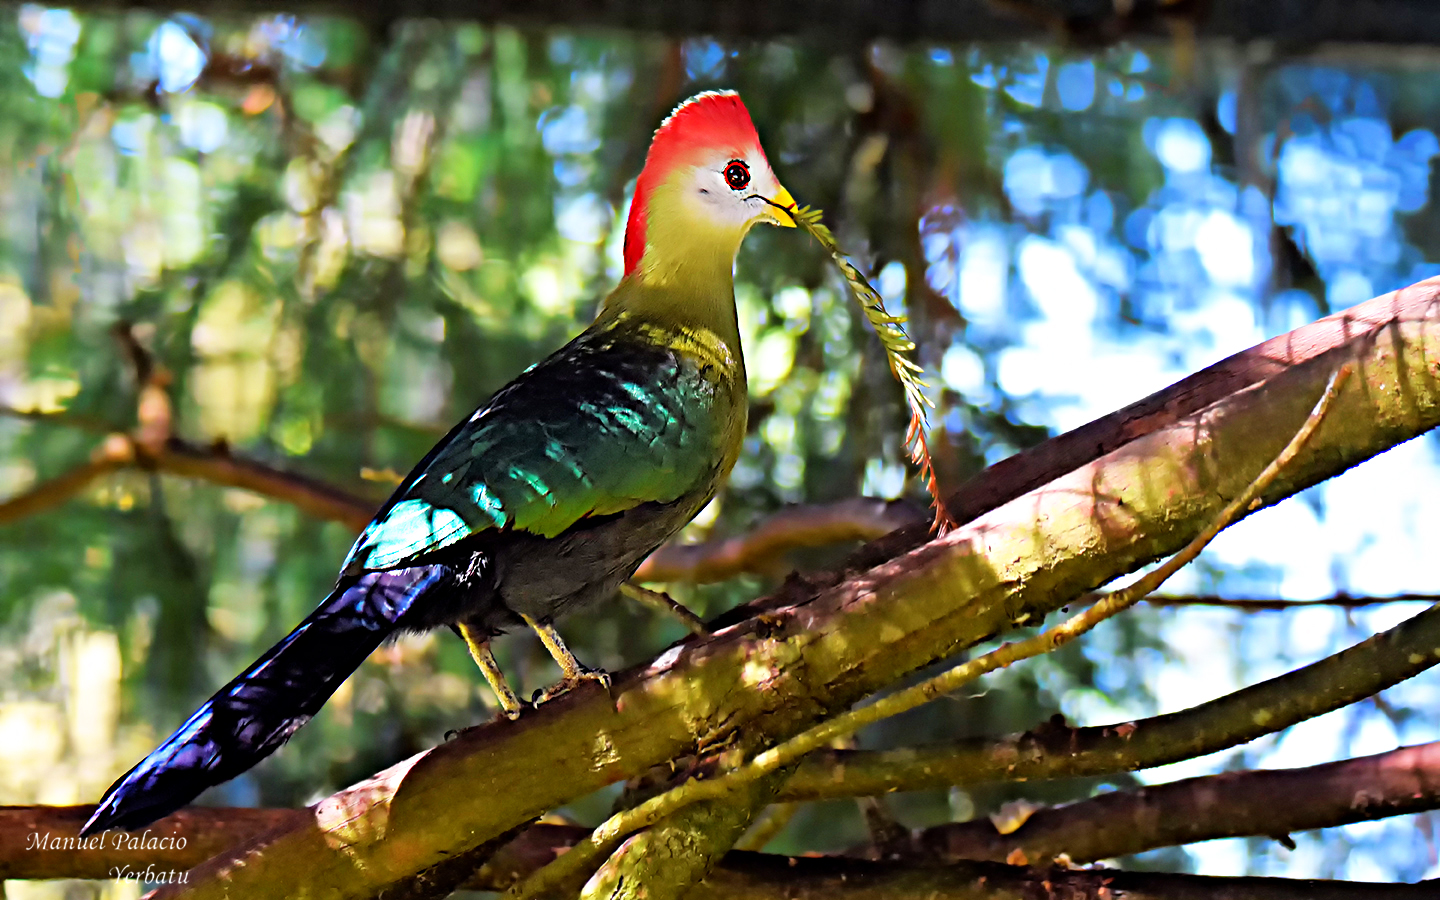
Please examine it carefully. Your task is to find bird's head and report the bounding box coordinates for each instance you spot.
[624,91,796,280]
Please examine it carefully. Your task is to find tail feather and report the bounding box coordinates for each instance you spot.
[81,565,448,835]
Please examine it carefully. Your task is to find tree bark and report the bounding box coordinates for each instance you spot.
[8,591,1437,882]
[141,279,1440,898]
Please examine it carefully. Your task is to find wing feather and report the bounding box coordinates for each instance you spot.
[342,324,732,574]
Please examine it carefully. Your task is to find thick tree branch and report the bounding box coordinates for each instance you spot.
[779,599,1440,801]
[7,575,1435,879]
[17,812,1440,898]
[0,806,304,879]
[510,364,1350,898]
[922,740,1440,866]
[9,580,1437,881]
[10,592,1433,887]
[13,728,1440,890]
[145,279,1440,898]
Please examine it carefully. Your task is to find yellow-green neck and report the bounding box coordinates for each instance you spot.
[599,216,750,358]
[601,268,736,338]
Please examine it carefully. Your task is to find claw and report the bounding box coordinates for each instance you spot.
[530,665,612,706]
[522,613,612,706]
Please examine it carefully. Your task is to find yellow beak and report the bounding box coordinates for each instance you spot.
[764,185,798,227]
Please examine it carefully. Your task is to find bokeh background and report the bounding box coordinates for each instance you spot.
[2,7,1440,897]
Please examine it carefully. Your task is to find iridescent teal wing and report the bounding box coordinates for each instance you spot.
[341,327,735,575]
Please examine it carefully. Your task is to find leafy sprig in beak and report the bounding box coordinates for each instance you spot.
[788,203,954,532]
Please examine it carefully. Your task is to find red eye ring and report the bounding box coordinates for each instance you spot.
[723,160,751,190]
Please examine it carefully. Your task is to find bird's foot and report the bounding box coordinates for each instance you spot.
[520,613,613,707]
[456,622,525,720]
[531,665,612,707]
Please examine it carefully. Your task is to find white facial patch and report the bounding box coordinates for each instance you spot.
[683,152,778,229]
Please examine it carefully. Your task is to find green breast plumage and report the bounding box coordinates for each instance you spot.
[341,314,746,575]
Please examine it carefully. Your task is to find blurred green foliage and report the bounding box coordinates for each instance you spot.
[3,9,1439,894]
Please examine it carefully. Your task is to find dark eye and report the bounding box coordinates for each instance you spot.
[723,160,750,190]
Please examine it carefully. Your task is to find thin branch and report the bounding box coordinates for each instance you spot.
[0,404,117,432]
[0,436,133,524]
[505,365,1352,899]
[922,740,1440,866]
[620,583,709,635]
[0,433,377,530]
[3,326,913,574]
[0,433,914,580]
[1,323,381,531]
[151,438,376,529]
[16,292,1440,591]
[634,497,923,583]
[734,802,800,852]
[1143,593,1439,610]
[779,599,1440,801]
[0,403,65,422]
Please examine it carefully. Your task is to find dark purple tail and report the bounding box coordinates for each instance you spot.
[81,566,447,835]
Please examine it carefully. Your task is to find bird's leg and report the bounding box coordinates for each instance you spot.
[521,613,612,705]
[619,582,709,635]
[457,623,523,720]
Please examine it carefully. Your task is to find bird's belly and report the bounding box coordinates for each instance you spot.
[491,496,698,623]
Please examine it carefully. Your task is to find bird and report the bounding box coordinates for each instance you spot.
[81,90,796,836]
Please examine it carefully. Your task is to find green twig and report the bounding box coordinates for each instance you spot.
[733,802,800,852]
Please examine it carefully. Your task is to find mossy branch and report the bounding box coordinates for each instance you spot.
[11,581,1440,884]
[579,765,789,900]
[505,364,1351,899]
